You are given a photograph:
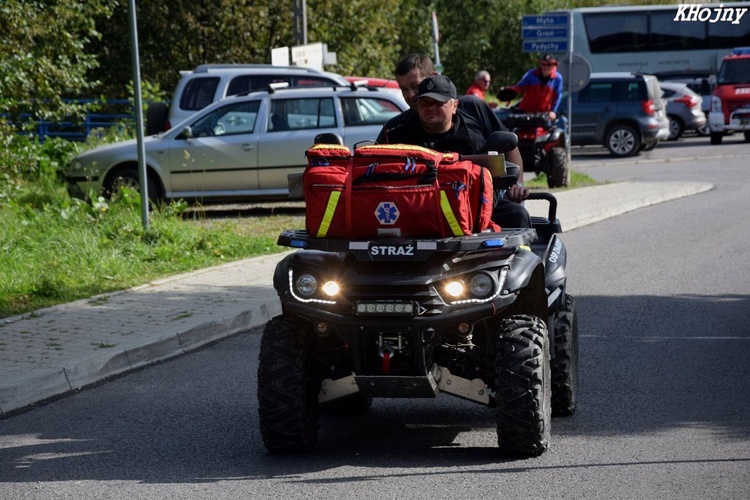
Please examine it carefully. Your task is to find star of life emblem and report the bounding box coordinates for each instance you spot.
[375,201,400,225]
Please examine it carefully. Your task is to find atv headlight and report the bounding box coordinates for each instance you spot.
[295,273,318,297]
[469,272,494,299]
[441,268,508,305]
[289,270,337,305]
[322,280,339,297]
[444,280,465,298]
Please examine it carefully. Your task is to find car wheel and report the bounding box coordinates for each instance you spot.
[146,102,168,135]
[696,123,710,136]
[606,125,640,157]
[745,131,750,142]
[495,315,551,457]
[103,167,163,205]
[710,132,723,145]
[667,115,684,140]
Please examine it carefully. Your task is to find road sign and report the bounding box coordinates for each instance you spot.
[522,12,569,53]
[522,28,568,39]
[522,14,568,27]
[558,54,592,92]
[523,40,568,53]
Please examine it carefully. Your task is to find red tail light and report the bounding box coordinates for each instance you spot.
[675,95,699,109]
[641,99,655,115]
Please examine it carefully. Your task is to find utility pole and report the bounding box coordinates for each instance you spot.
[128,0,149,229]
[293,0,307,46]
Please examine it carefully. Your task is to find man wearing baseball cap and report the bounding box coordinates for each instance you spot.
[377,53,522,167]
[499,53,563,121]
[379,74,531,228]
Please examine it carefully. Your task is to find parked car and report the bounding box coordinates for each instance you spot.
[658,81,707,140]
[656,71,715,136]
[555,72,670,157]
[344,76,405,104]
[146,64,350,135]
[66,86,407,203]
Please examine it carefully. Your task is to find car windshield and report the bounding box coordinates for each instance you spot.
[717,59,750,85]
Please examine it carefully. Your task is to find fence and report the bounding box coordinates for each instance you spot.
[1,99,139,141]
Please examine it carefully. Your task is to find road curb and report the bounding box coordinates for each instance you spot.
[0,302,280,415]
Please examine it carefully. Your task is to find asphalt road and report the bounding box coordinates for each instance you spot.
[1,135,748,499]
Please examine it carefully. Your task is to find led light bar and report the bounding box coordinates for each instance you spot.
[355,301,415,315]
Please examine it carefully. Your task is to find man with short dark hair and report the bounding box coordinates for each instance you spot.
[377,53,523,169]
[379,74,531,229]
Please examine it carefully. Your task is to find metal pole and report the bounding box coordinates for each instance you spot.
[566,10,573,186]
[128,0,149,228]
[294,0,308,46]
[432,11,443,73]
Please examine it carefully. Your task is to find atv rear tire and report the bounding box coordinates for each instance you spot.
[257,315,320,453]
[551,294,578,417]
[547,147,568,188]
[495,315,551,456]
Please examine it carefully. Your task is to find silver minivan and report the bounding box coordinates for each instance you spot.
[146,64,350,134]
[67,86,407,203]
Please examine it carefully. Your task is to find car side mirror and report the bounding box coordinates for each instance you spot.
[177,126,194,140]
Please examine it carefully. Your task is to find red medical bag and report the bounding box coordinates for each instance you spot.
[303,143,498,239]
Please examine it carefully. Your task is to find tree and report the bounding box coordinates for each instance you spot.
[0,0,116,122]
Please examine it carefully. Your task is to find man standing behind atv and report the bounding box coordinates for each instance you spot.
[379,74,531,229]
[465,70,497,108]
[501,53,563,121]
[377,54,522,167]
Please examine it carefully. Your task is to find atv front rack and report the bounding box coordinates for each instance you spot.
[276,228,537,262]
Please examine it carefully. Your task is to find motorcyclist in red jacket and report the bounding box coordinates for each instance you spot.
[501,54,563,121]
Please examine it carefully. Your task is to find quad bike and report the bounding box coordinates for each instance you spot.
[496,88,568,188]
[257,133,578,457]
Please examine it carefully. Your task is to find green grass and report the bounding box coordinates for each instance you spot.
[526,170,598,190]
[0,183,292,319]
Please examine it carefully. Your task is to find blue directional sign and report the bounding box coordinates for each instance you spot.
[522,14,569,27]
[522,12,569,53]
[523,28,568,39]
[523,40,568,53]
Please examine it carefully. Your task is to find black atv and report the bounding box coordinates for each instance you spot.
[257,139,578,457]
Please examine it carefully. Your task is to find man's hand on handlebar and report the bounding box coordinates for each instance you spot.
[505,183,529,204]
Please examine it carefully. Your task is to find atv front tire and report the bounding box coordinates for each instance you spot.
[551,294,578,417]
[495,315,551,456]
[257,315,320,453]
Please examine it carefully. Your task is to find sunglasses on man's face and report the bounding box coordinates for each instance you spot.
[540,62,556,67]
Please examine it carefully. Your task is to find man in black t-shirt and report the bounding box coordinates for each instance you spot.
[378,73,531,229]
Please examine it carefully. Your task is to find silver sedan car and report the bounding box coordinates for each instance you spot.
[65,86,407,203]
